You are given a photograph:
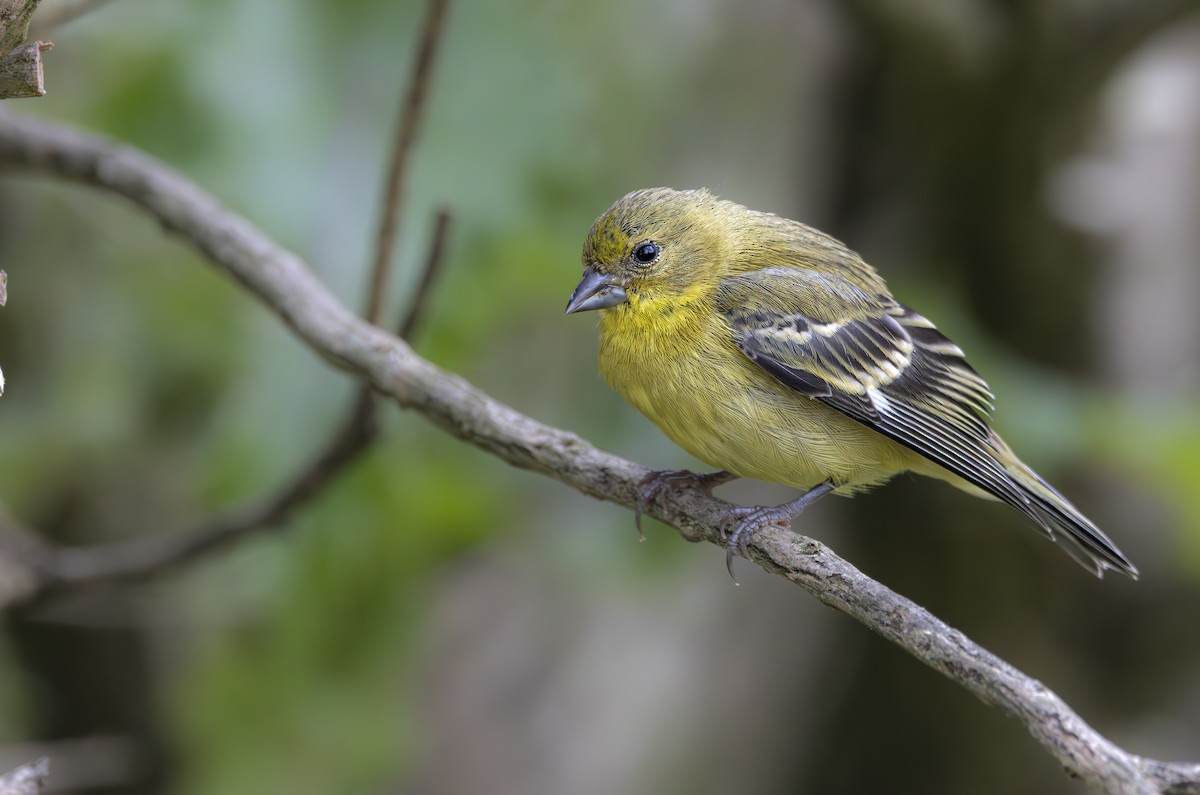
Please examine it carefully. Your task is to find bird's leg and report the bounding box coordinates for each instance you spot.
[725,481,837,581]
[635,469,737,540]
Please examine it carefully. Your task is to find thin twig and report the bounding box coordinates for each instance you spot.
[38,392,376,584]
[0,110,1196,795]
[363,0,450,325]
[9,208,452,592]
[398,207,451,339]
[0,0,455,593]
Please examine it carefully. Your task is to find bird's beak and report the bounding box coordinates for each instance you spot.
[564,267,628,314]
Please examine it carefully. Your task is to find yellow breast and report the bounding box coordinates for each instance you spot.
[596,293,917,491]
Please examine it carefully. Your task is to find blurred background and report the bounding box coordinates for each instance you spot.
[0,0,1198,792]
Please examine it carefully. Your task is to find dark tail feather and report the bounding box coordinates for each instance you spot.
[1008,462,1139,580]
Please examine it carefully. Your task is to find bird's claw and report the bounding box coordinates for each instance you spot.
[723,506,789,584]
[634,469,734,541]
[722,481,837,583]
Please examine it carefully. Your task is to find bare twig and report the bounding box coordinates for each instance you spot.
[0,0,456,596]
[0,199,452,594]
[398,207,451,339]
[39,393,376,584]
[0,204,452,593]
[0,39,48,98]
[0,110,1195,795]
[0,758,47,795]
[363,0,450,325]
[0,0,41,52]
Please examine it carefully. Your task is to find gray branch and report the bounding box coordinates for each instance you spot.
[0,0,40,51]
[0,39,49,98]
[0,110,1196,794]
[0,0,48,99]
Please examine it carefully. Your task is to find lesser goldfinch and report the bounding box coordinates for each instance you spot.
[566,187,1137,580]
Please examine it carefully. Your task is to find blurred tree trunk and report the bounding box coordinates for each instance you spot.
[7,489,166,795]
[792,2,1200,793]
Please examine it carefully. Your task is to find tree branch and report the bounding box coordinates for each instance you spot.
[0,39,49,98]
[398,207,450,340]
[0,0,48,99]
[0,194,452,599]
[0,111,1196,794]
[0,0,455,598]
[0,0,40,52]
[363,0,450,325]
[33,393,377,585]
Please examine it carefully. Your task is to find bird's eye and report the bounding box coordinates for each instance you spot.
[632,241,660,264]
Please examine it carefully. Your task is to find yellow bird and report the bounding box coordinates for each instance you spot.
[566,187,1137,580]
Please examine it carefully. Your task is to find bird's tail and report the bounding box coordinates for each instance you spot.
[992,435,1138,579]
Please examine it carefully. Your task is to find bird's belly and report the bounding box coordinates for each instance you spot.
[601,338,913,491]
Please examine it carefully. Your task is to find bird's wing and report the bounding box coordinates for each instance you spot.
[717,266,1030,509]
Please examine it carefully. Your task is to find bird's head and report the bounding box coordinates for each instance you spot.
[565,187,734,315]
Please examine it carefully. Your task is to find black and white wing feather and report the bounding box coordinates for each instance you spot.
[717,266,1137,578]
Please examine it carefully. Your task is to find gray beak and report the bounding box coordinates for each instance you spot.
[564,267,628,314]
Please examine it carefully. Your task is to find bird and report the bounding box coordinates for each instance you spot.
[565,187,1137,580]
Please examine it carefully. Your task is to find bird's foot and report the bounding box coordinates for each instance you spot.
[635,469,736,541]
[723,481,837,583]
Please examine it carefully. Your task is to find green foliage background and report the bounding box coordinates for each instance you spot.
[1,1,1198,793]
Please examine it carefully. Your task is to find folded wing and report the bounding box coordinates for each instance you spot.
[717,266,1136,577]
